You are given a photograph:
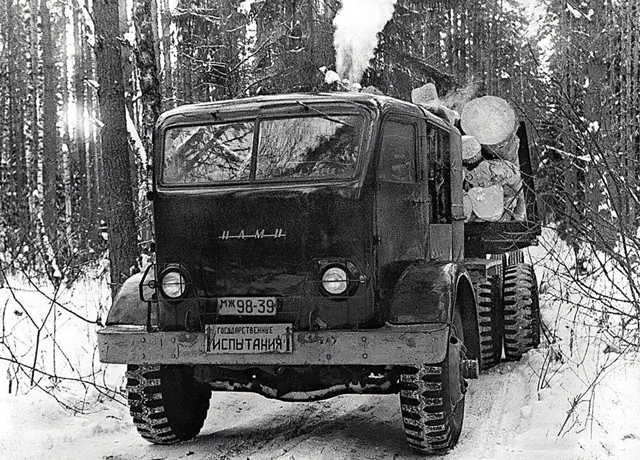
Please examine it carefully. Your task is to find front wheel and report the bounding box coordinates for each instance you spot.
[126,364,211,444]
[399,308,466,454]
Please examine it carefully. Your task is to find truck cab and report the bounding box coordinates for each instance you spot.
[98,92,541,454]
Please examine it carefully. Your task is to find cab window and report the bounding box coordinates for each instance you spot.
[427,125,452,223]
[378,120,417,183]
[161,114,363,185]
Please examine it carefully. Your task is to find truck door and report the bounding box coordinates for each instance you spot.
[375,116,427,278]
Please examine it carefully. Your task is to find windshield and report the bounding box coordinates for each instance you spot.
[162,114,363,185]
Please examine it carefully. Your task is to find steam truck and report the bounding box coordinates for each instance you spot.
[97,91,541,454]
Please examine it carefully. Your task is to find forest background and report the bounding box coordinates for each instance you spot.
[0,0,638,403]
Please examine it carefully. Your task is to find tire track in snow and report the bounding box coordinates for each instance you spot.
[189,373,528,460]
[216,365,532,460]
[90,364,535,460]
[450,363,531,459]
[200,394,409,460]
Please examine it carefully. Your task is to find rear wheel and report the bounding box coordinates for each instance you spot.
[502,263,541,360]
[126,364,211,444]
[476,276,503,370]
[399,308,466,454]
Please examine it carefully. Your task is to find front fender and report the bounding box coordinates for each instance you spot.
[388,262,470,324]
[105,272,149,326]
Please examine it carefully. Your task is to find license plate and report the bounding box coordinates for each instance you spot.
[205,323,293,354]
[217,297,277,316]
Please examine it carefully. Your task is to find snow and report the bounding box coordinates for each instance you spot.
[1,228,639,459]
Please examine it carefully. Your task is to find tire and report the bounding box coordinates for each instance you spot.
[126,364,211,444]
[399,308,466,454]
[476,277,503,370]
[507,250,525,266]
[502,263,541,361]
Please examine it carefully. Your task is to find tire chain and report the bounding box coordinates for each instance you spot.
[126,364,179,444]
[126,364,210,444]
[476,280,502,370]
[399,364,460,454]
[502,264,540,360]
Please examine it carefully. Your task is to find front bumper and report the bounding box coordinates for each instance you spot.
[97,324,449,366]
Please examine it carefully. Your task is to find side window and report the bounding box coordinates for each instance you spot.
[378,120,417,183]
[427,125,452,223]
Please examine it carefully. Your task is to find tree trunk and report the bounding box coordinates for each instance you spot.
[73,0,90,248]
[84,0,103,249]
[41,0,59,250]
[5,0,29,232]
[466,185,504,222]
[160,0,174,107]
[28,0,40,222]
[94,0,140,295]
[61,8,74,254]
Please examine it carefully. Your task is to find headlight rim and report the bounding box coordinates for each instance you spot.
[158,266,190,300]
[317,261,363,299]
[321,266,349,296]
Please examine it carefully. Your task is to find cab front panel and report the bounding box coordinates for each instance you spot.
[153,185,378,332]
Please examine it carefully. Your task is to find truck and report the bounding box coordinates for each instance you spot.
[97,91,541,454]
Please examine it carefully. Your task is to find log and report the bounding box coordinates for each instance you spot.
[461,96,515,144]
[463,192,474,222]
[461,96,519,162]
[478,134,519,164]
[411,83,439,104]
[412,83,460,125]
[467,185,504,222]
[465,159,521,190]
[503,187,526,221]
[462,135,482,166]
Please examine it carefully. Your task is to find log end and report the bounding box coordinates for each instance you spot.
[460,96,516,145]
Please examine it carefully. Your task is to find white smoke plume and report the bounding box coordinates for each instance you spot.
[440,80,481,113]
[333,0,397,85]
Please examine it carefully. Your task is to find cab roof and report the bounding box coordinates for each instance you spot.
[156,92,451,130]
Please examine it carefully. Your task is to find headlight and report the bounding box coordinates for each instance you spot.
[159,268,188,299]
[321,267,349,295]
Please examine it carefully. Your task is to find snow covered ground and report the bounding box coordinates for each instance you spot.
[1,229,639,460]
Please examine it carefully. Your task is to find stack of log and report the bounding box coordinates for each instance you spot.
[411,85,526,223]
[460,96,525,222]
[463,159,526,222]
